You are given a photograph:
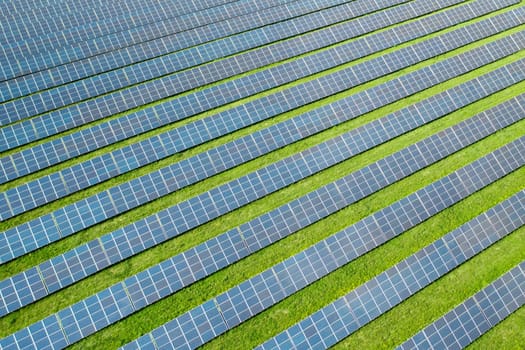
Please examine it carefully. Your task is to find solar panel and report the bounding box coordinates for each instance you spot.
[2,29,522,265]
[2,0,513,220]
[0,1,523,347]
[1,93,522,320]
[118,138,525,350]
[257,191,525,350]
[2,7,522,186]
[398,261,525,349]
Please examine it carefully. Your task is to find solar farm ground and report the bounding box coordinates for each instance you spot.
[0,0,524,349]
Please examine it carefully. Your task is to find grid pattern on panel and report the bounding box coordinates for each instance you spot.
[0,0,444,144]
[257,191,525,350]
[0,0,287,61]
[0,0,480,126]
[1,26,512,270]
[0,0,508,220]
[120,137,525,350]
[1,6,521,189]
[1,26,522,266]
[398,261,525,350]
[0,0,358,103]
[2,97,522,346]
[0,0,409,85]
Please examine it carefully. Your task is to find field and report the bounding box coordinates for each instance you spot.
[1,0,524,348]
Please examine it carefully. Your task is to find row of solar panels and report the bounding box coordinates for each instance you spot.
[2,17,523,266]
[3,122,524,349]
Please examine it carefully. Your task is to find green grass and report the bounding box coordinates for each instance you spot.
[1,0,524,348]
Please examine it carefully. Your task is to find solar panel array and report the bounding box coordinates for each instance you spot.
[2,30,523,268]
[2,10,523,261]
[398,260,525,349]
[3,46,524,223]
[0,0,520,219]
[2,0,518,218]
[2,91,522,317]
[1,0,524,349]
[3,113,524,350]
[257,190,525,350]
